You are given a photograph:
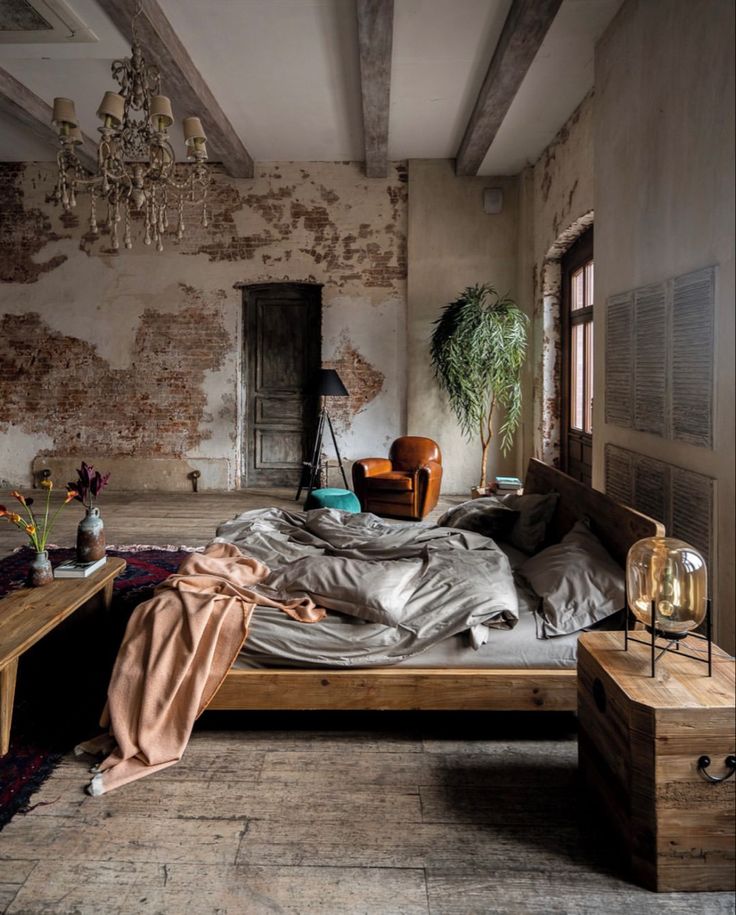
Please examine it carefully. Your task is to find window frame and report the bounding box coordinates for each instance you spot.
[560,227,594,474]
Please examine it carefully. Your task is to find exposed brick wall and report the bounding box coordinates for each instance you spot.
[323,334,385,433]
[0,287,229,456]
[175,165,407,298]
[0,164,68,283]
[0,161,408,486]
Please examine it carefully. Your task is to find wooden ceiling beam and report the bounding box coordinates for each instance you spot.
[356,0,394,178]
[455,0,563,176]
[0,66,98,173]
[97,0,254,178]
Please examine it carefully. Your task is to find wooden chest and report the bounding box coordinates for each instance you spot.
[577,631,735,892]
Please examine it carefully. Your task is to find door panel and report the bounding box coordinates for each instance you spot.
[255,430,305,468]
[244,284,321,487]
[256,397,303,424]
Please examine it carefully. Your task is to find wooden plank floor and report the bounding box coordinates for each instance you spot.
[0,489,301,559]
[0,489,460,560]
[1,491,733,913]
[2,715,733,914]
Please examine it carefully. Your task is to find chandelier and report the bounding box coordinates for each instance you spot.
[50,6,210,252]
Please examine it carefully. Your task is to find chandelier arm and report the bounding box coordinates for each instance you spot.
[51,2,211,251]
[165,164,210,196]
[95,165,131,185]
[165,174,203,193]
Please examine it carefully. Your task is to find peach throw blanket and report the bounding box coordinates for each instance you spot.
[78,541,325,796]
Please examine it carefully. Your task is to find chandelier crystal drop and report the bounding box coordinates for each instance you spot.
[50,6,210,253]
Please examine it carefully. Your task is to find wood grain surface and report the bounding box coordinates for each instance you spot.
[0,557,125,667]
[578,631,735,892]
[0,557,125,754]
[2,718,733,913]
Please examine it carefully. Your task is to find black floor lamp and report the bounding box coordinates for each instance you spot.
[295,369,350,501]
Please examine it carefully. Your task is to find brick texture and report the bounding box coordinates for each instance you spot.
[0,160,408,483]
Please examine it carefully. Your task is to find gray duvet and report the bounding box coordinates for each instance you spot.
[214,507,519,667]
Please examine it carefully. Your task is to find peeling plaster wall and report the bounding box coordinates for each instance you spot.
[594,0,735,652]
[516,92,595,472]
[0,161,407,488]
[407,160,519,494]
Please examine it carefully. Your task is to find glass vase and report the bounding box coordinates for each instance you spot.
[77,506,106,564]
[28,550,53,587]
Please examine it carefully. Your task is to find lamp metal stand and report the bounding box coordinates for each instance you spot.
[295,397,349,502]
[624,592,713,677]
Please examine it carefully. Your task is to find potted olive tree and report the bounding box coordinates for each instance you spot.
[430,284,528,496]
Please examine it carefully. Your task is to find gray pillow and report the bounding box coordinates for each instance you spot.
[263,555,422,627]
[519,520,624,638]
[436,497,519,539]
[500,491,559,554]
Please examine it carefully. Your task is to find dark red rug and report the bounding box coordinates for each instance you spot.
[0,545,193,830]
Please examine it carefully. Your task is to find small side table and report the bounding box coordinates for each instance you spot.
[0,557,126,755]
[578,630,735,892]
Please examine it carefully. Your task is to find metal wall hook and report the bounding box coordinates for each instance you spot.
[187,470,201,493]
[697,754,736,783]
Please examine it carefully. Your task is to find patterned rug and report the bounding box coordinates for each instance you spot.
[0,545,194,830]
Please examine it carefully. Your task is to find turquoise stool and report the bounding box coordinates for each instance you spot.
[304,487,361,513]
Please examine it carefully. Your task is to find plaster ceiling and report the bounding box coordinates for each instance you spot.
[0,0,623,174]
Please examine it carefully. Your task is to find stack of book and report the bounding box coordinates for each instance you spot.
[54,556,107,578]
[495,476,523,493]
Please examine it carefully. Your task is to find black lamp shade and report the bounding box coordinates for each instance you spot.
[318,368,349,397]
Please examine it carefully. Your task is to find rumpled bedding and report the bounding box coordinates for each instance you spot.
[77,542,325,796]
[76,510,520,794]
[214,507,519,665]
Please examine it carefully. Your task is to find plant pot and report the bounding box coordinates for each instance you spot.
[28,550,53,587]
[77,507,105,563]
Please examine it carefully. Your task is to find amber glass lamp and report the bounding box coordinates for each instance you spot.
[625,537,712,676]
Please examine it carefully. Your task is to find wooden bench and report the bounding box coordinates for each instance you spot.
[0,557,126,755]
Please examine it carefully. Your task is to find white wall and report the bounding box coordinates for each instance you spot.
[594,0,735,651]
[407,160,519,493]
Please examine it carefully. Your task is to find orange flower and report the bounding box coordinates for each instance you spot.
[40,479,54,491]
[10,490,26,505]
[25,524,36,536]
[0,505,7,517]
[8,512,22,524]
[64,490,78,504]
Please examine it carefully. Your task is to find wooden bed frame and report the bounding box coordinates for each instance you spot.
[209,460,663,713]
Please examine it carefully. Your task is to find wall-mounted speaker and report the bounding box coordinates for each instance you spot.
[483,187,504,215]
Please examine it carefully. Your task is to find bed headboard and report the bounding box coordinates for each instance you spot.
[523,458,664,566]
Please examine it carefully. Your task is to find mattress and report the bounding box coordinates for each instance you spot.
[233,542,580,671]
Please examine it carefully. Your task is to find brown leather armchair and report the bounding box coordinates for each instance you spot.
[352,436,442,520]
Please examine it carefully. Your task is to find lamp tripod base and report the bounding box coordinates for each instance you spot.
[295,407,349,502]
[624,597,713,677]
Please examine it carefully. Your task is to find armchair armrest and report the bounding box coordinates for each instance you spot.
[353,458,393,478]
[416,460,443,518]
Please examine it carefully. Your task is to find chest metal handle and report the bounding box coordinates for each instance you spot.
[697,754,736,783]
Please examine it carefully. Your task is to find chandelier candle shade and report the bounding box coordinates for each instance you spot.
[50,6,210,252]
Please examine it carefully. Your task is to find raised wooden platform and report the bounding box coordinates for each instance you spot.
[210,666,578,712]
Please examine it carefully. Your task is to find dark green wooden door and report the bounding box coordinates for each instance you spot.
[243,283,322,487]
